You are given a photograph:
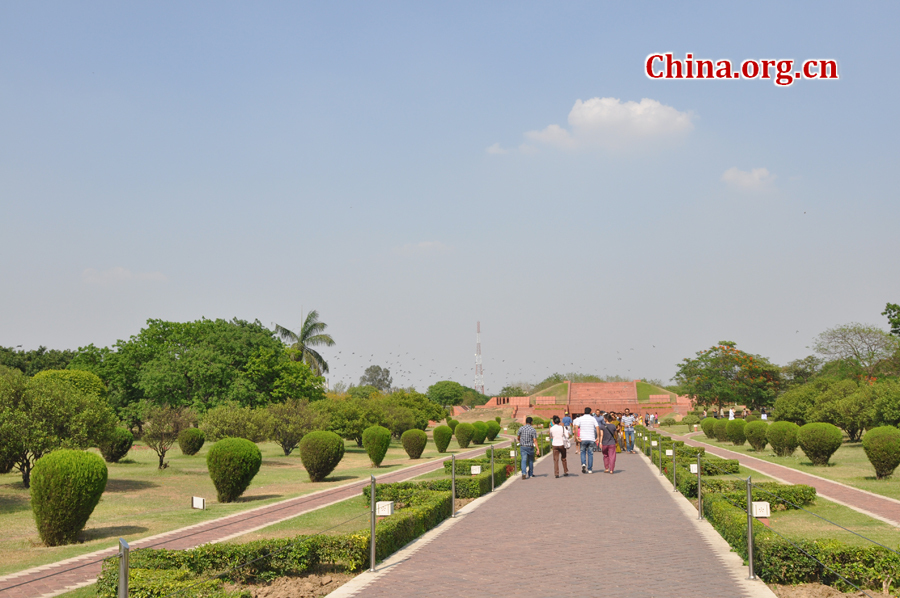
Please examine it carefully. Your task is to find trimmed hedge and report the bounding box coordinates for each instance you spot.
[485,420,501,441]
[862,426,900,479]
[454,423,474,448]
[401,429,427,459]
[299,431,344,482]
[798,422,843,466]
[471,421,488,444]
[447,419,459,432]
[700,417,717,438]
[744,420,769,451]
[178,428,205,456]
[31,449,108,546]
[682,414,700,426]
[494,416,501,424]
[100,427,134,463]
[726,419,747,446]
[206,438,262,502]
[362,425,392,467]
[432,425,452,453]
[713,418,729,442]
[767,421,800,457]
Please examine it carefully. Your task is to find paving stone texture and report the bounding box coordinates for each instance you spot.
[349,450,765,598]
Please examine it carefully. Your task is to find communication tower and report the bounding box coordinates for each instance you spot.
[474,321,484,395]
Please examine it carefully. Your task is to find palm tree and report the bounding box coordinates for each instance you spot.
[275,309,335,376]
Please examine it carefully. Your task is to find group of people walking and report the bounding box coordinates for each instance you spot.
[515,407,640,479]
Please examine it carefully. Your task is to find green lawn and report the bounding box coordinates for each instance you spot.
[530,382,568,400]
[670,431,900,502]
[0,435,505,576]
[636,381,674,402]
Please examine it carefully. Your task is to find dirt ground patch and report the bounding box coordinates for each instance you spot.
[770,583,873,598]
[229,570,356,598]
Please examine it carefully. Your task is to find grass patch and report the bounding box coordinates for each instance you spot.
[636,381,674,402]
[0,435,504,576]
[530,382,568,400]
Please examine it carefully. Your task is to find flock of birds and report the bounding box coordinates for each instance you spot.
[324,344,659,392]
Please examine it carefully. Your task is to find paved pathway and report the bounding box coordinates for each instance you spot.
[0,442,509,598]
[335,449,774,598]
[668,432,900,527]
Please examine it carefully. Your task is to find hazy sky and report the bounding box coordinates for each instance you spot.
[2,2,898,393]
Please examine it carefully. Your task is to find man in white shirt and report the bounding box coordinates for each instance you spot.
[574,407,600,474]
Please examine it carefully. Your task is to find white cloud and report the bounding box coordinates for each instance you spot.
[393,241,450,256]
[720,167,775,189]
[485,143,508,155]
[82,267,167,285]
[525,97,693,150]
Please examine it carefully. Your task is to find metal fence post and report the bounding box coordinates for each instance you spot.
[369,475,376,572]
[697,453,703,521]
[746,476,756,580]
[673,448,678,492]
[117,538,129,598]
[451,455,456,519]
[490,446,495,492]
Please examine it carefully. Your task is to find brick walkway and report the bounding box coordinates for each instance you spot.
[338,449,773,598]
[0,442,509,598]
[668,432,900,527]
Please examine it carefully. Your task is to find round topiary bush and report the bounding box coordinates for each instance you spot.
[471,421,488,444]
[401,429,427,459]
[745,420,769,451]
[862,426,900,480]
[362,425,392,467]
[31,449,108,546]
[726,419,747,446]
[206,438,262,503]
[454,423,475,448]
[495,416,501,424]
[745,414,759,423]
[99,427,133,463]
[767,421,800,457]
[433,425,453,453]
[798,422,844,466]
[682,414,700,426]
[299,431,345,482]
[661,417,677,427]
[700,417,717,438]
[178,428,205,456]
[447,419,459,432]
[485,420,501,441]
[713,419,729,442]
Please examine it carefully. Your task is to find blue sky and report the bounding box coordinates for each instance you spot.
[2,2,898,392]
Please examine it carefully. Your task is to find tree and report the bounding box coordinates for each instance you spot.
[359,365,392,391]
[381,389,446,431]
[32,369,107,399]
[674,341,783,411]
[275,310,335,376]
[0,366,117,487]
[807,380,873,442]
[884,303,900,337]
[236,347,326,406]
[266,399,321,455]
[814,323,899,379]
[0,346,75,376]
[314,396,384,447]
[143,405,196,469]
[499,385,528,397]
[427,380,466,406]
[781,356,823,388]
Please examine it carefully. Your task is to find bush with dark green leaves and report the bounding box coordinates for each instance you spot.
[767,421,800,457]
[508,422,522,433]
[661,417,677,427]
[862,426,900,479]
[681,414,700,426]
[178,428,205,456]
[485,420,501,441]
[401,429,427,459]
[471,421,488,444]
[447,419,459,432]
[726,419,747,446]
[798,422,843,466]
[700,417,717,438]
[713,418,729,442]
[362,425,392,467]
[454,423,474,448]
[206,438,262,502]
[432,425,452,453]
[99,427,133,463]
[745,420,769,451]
[299,431,344,482]
[31,449,108,546]
[745,414,759,423]
[494,416,501,424]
